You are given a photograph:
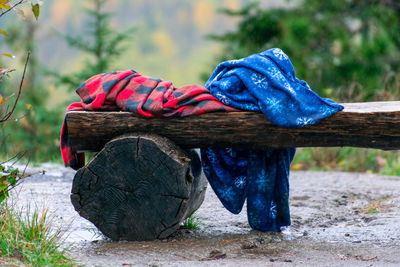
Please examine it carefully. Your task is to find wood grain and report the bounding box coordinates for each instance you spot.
[66,101,400,152]
[71,134,207,241]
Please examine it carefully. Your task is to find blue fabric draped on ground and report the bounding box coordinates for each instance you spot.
[201,48,344,232]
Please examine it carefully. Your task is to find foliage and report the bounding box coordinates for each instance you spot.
[291,147,400,176]
[181,212,200,230]
[0,204,76,266]
[39,0,134,163]
[209,0,400,175]
[0,164,23,203]
[1,0,135,163]
[1,18,63,163]
[209,0,400,101]
[47,0,135,90]
[0,0,40,203]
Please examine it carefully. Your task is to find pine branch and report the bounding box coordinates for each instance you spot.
[63,34,94,53]
[49,0,134,88]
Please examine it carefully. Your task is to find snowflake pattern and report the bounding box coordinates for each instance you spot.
[219,186,235,200]
[296,117,314,126]
[242,103,259,111]
[219,79,231,90]
[215,92,230,105]
[264,97,281,112]
[269,202,277,219]
[267,66,284,81]
[201,48,343,232]
[318,106,333,117]
[234,176,246,189]
[273,48,289,60]
[266,67,296,95]
[251,73,269,89]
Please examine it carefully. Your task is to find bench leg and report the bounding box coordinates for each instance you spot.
[70,134,207,241]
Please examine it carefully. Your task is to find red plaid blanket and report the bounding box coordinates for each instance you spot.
[61,69,238,169]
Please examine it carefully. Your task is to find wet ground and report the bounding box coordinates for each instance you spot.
[12,164,400,266]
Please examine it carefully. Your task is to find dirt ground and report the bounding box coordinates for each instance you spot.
[12,164,400,266]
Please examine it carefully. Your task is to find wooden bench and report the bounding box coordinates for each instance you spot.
[66,101,400,241]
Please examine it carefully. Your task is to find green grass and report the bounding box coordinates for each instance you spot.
[181,212,200,230]
[292,147,400,176]
[0,203,77,266]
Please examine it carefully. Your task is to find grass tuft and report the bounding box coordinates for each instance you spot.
[0,203,77,266]
[181,212,200,230]
[363,198,392,215]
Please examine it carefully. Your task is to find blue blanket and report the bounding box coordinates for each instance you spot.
[201,48,343,231]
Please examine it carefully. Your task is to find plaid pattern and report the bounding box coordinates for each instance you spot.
[61,70,238,169]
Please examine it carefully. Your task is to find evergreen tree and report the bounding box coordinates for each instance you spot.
[208,1,400,101]
[48,0,135,89]
[1,18,62,162]
[207,1,400,174]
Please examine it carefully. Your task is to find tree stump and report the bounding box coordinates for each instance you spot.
[70,134,207,241]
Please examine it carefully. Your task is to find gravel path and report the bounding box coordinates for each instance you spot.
[12,164,400,266]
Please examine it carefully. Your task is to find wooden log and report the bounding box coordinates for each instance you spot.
[70,134,207,241]
[66,101,400,151]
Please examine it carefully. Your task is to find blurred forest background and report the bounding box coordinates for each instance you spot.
[1,0,400,175]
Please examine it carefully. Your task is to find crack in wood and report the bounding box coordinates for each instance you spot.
[136,136,140,159]
[86,166,99,190]
[175,199,186,218]
[157,221,181,239]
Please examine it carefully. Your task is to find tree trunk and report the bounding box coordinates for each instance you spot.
[65,101,400,151]
[70,134,207,241]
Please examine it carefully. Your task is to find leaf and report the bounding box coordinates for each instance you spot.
[0,29,8,36]
[1,53,14,58]
[0,95,10,106]
[32,3,40,20]
[0,193,6,204]
[7,175,17,186]
[0,0,10,10]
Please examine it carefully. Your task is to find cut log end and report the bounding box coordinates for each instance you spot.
[71,134,207,241]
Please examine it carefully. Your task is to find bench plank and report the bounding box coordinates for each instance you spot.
[66,101,400,152]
